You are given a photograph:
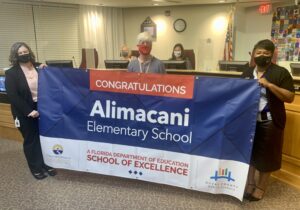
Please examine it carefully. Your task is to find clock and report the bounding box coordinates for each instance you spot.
[173,19,187,32]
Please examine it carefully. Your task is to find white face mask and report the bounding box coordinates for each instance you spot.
[174,50,182,58]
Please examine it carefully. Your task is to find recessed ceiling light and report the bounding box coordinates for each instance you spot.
[218,0,226,3]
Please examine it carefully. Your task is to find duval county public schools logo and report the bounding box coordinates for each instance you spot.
[210,168,235,182]
[52,144,63,155]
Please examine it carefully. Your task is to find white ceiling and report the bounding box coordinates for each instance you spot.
[2,0,293,7]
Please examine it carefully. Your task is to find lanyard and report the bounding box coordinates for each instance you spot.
[138,58,151,73]
[253,67,269,113]
[253,68,266,79]
[253,65,270,79]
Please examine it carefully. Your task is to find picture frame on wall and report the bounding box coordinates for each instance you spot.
[141,17,157,41]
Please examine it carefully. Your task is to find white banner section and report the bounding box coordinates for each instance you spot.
[41,136,248,200]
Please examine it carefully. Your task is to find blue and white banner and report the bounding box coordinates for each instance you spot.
[38,67,259,200]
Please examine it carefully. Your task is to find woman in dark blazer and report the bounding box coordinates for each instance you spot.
[5,42,57,180]
[242,39,294,201]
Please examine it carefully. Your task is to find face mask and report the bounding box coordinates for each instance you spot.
[174,51,182,58]
[138,45,151,55]
[254,55,272,67]
[121,51,129,57]
[17,53,31,63]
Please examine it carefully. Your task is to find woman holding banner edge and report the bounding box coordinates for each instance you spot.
[241,39,294,201]
[5,42,57,180]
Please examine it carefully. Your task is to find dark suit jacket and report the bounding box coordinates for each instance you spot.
[5,65,38,119]
[241,63,294,129]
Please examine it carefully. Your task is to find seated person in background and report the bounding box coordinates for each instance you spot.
[170,43,192,70]
[128,31,165,74]
[120,45,136,61]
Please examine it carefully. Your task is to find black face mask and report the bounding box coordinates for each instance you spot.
[254,55,272,67]
[17,54,31,63]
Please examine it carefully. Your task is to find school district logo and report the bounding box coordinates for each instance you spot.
[52,144,63,155]
[210,168,235,182]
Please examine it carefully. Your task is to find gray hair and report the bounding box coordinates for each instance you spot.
[137,31,153,44]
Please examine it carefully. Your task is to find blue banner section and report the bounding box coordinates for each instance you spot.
[38,67,259,163]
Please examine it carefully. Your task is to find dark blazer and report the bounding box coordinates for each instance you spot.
[241,63,294,129]
[5,65,38,119]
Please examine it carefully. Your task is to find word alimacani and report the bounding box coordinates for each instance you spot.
[90,100,190,127]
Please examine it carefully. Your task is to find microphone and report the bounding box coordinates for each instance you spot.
[72,56,77,68]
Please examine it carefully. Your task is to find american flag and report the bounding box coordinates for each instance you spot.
[223,10,234,61]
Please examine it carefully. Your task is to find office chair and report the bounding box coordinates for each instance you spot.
[184,49,195,70]
[79,48,98,69]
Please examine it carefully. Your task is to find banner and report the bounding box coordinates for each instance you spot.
[38,67,259,200]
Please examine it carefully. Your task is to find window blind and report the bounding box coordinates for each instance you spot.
[33,5,81,67]
[0,2,81,69]
[0,3,36,68]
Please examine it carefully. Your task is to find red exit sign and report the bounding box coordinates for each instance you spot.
[258,4,272,15]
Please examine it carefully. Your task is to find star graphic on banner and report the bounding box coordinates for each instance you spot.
[128,170,143,176]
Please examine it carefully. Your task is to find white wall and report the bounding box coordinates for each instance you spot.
[234,6,273,62]
[123,5,232,71]
[234,3,296,72]
[2,2,294,71]
[124,4,297,71]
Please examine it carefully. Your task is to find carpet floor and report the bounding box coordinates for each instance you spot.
[0,138,299,210]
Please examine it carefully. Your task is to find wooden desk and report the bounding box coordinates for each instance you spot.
[272,92,300,189]
[167,69,242,78]
[0,70,22,141]
[0,103,22,141]
[1,68,20,140]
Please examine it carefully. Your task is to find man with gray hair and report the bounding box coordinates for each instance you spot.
[128,31,165,74]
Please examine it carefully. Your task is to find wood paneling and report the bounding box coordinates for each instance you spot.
[0,103,22,141]
[283,111,300,159]
[0,126,22,142]
[272,92,300,189]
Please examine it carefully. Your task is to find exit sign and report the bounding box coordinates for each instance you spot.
[258,4,272,15]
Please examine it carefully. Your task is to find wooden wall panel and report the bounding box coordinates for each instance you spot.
[0,103,22,142]
[273,93,300,189]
